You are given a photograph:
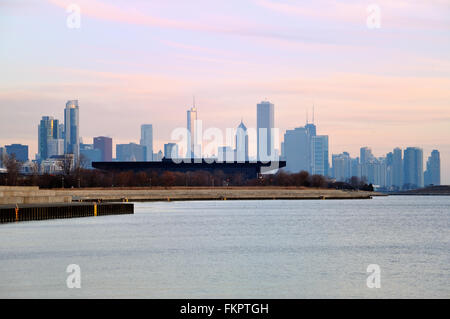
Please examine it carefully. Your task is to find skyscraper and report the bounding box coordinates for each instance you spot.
[386,151,394,188]
[80,143,102,169]
[38,116,61,162]
[235,120,249,162]
[392,147,403,189]
[257,101,274,161]
[47,139,64,158]
[187,105,201,158]
[164,143,179,159]
[116,143,146,162]
[360,147,374,165]
[140,124,153,161]
[93,136,113,162]
[311,135,329,176]
[283,127,310,173]
[424,150,440,186]
[403,147,424,189]
[305,123,317,137]
[332,152,351,182]
[64,100,80,161]
[5,144,29,162]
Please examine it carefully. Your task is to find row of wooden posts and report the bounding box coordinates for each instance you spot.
[0,203,134,224]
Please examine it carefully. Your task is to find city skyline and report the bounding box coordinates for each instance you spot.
[1,0,449,183]
[0,97,442,190]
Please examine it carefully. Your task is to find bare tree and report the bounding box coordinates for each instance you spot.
[4,154,22,186]
[58,154,75,176]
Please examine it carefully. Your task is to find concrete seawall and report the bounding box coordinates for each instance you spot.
[0,203,134,224]
[54,187,379,202]
[0,186,72,205]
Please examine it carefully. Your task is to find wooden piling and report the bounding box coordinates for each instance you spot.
[0,203,133,224]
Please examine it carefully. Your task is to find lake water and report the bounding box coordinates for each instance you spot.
[0,196,449,298]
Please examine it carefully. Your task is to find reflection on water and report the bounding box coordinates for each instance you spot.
[0,196,449,298]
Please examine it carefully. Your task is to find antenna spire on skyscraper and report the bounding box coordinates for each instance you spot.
[312,103,315,124]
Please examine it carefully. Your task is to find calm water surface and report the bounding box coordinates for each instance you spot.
[0,196,449,298]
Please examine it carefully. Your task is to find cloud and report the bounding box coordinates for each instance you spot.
[253,0,450,30]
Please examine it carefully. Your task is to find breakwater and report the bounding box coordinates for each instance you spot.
[0,202,134,224]
[56,187,379,202]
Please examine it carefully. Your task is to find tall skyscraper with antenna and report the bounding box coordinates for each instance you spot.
[187,97,201,158]
[284,105,328,175]
[305,105,316,137]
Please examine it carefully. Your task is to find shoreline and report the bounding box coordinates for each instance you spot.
[1,186,384,205]
[56,187,381,202]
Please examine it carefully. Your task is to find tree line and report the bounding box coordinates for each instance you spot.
[0,154,373,190]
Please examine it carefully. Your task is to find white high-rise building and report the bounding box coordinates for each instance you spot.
[257,101,275,161]
[311,135,329,176]
[187,105,201,158]
[64,100,80,161]
[235,120,249,162]
[140,124,153,161]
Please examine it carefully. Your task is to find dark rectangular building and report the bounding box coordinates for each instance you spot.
[5,144,29,162]
[94,136,113,162]
[93,159,286,180]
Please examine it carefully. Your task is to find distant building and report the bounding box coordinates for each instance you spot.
[47,139,65,158]
[283,127,310,173]
[40,154,74,174]
[235,120,249,162]
[116,143,146,162]
[257,101,275,161]
[38,116,61,162]
[392,147,403,189]
[140,124,153,161]
[0,147,6,167]
[424,150,440,186]
[80,144,102,169]
[332,152,352,182]
[154,150,163,162]
[217,146,234,163]
[58,123,65,141]
[5,144,28,162]
[187,105,201,158]
[305,123,317,137]
[403,147,424,189]
[360,147,374,165]
[311,135,329,176]
[94,136,113,162]
[164,143,179,160]
[64,100,80,160]
[351,157,360,178]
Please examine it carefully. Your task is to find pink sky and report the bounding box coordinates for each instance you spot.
[1,0,449,182]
